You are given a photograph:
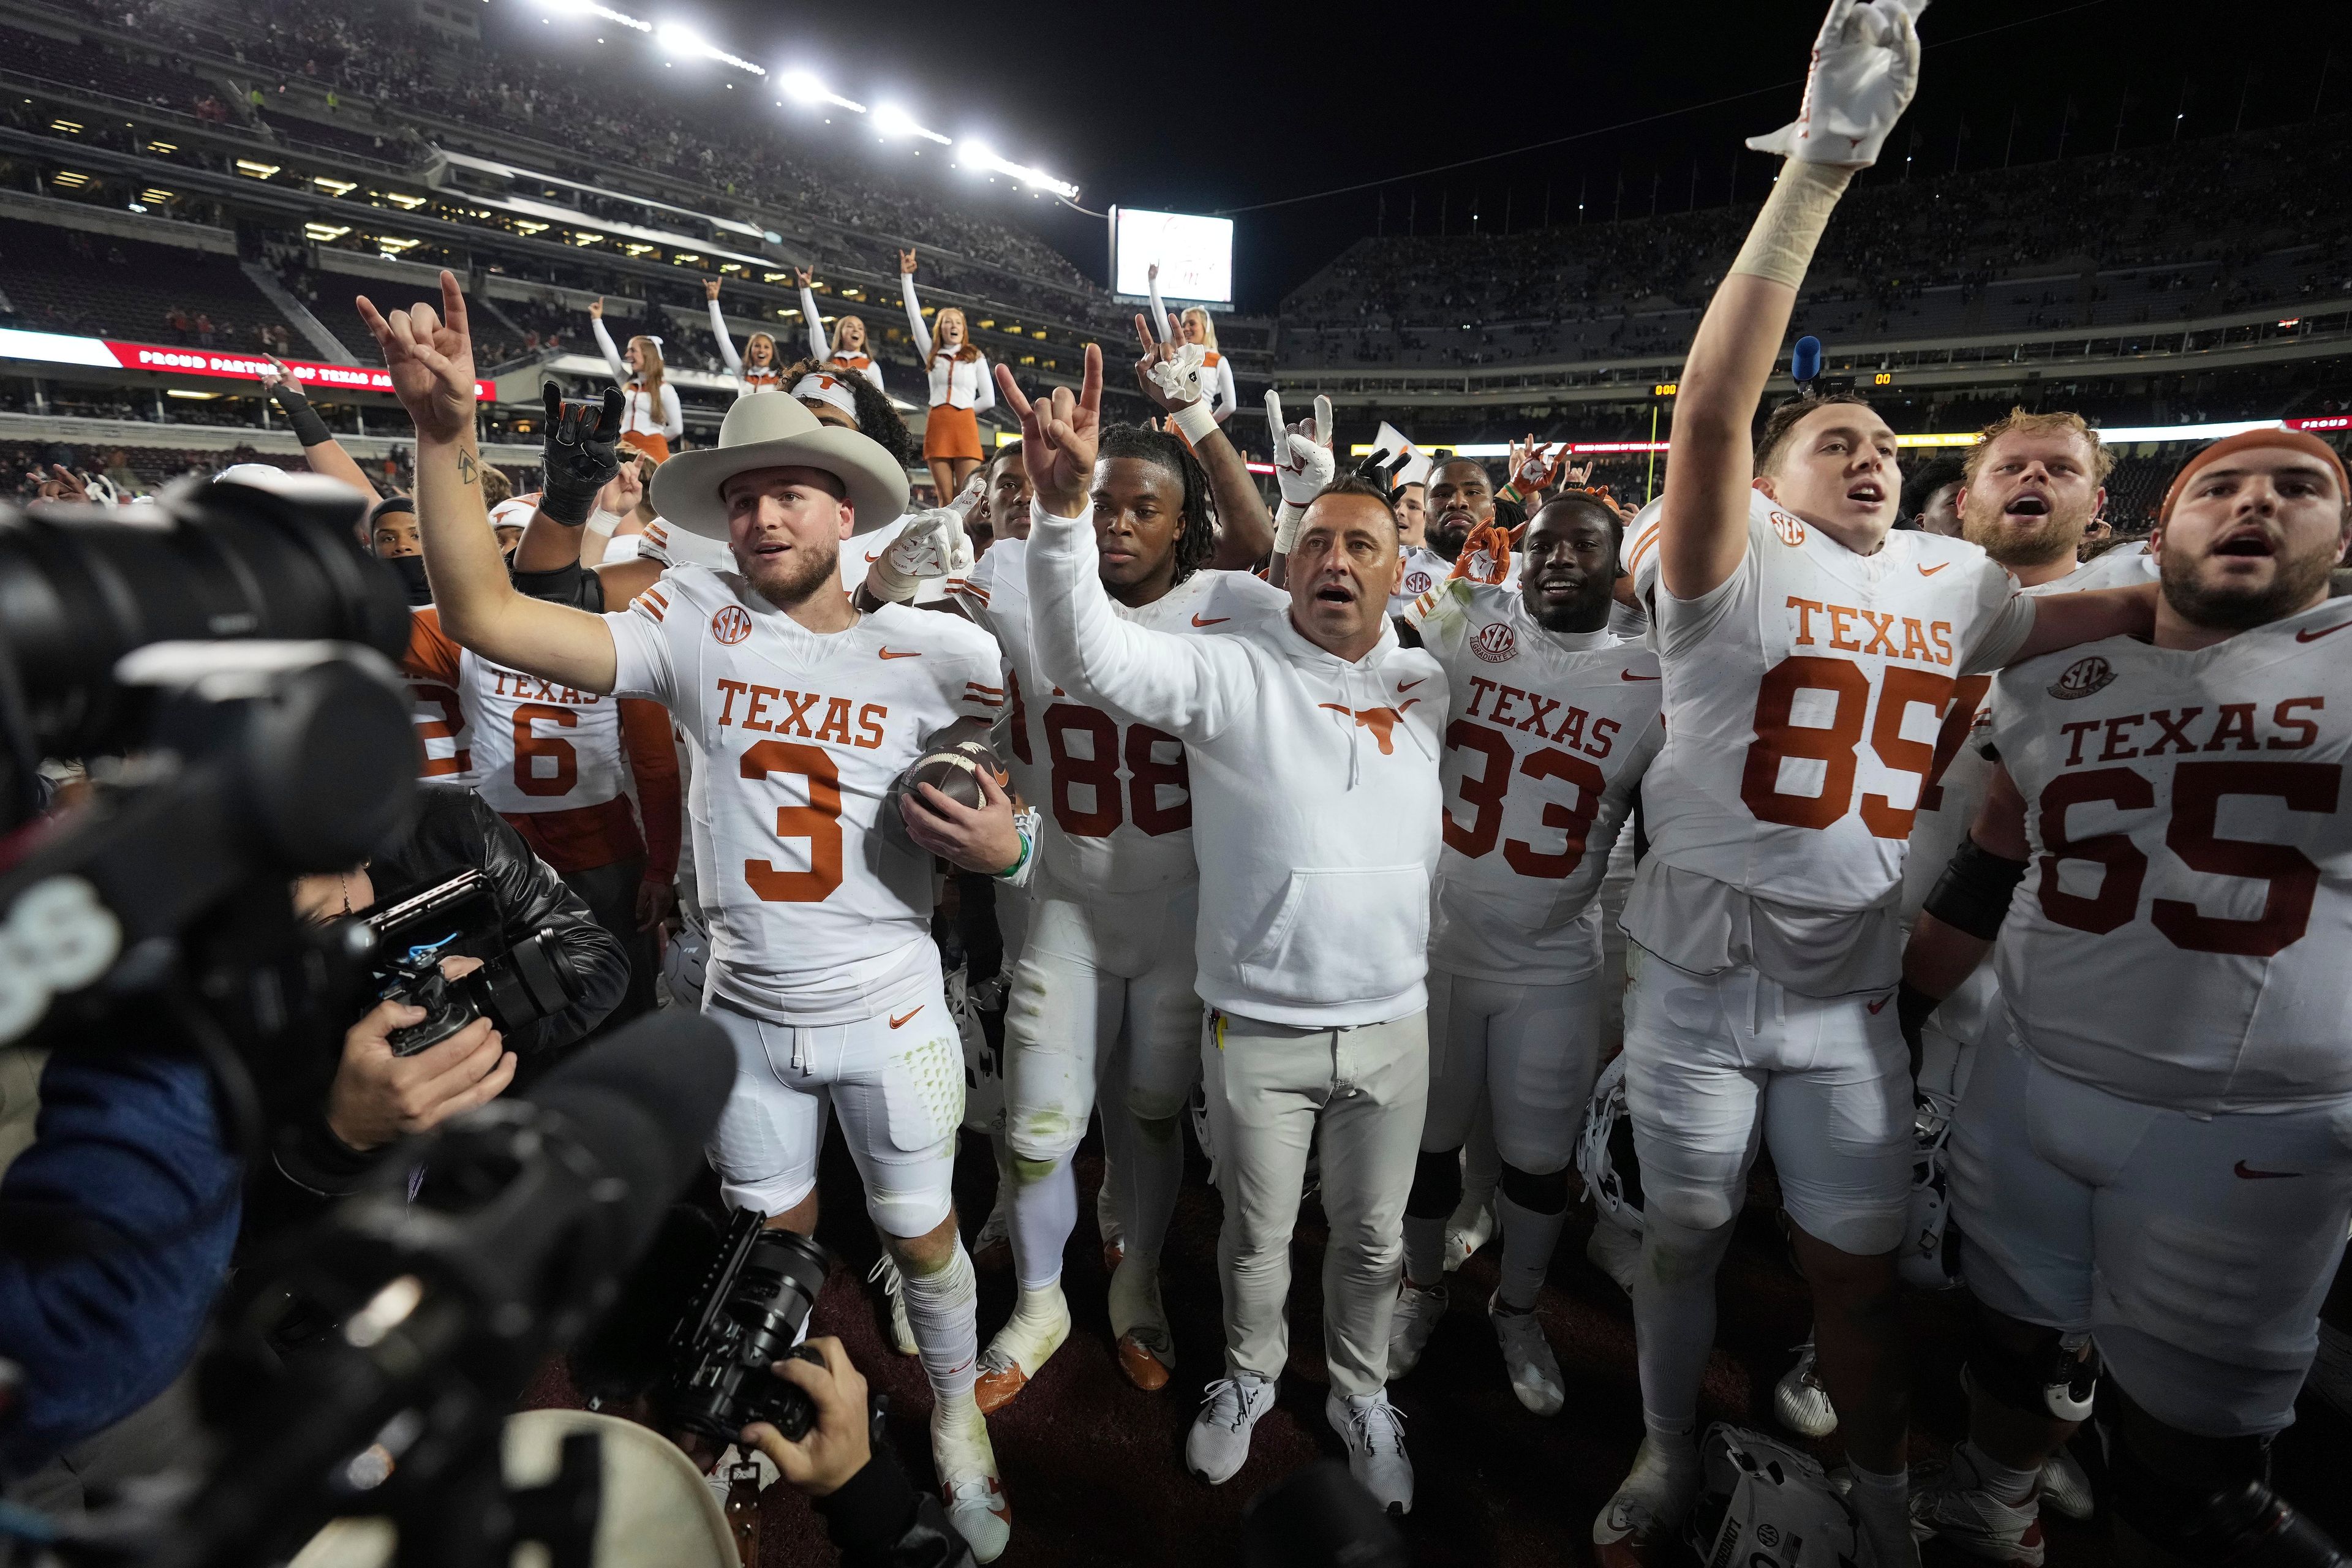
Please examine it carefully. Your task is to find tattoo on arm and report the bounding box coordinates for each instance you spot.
[456,449,479,486]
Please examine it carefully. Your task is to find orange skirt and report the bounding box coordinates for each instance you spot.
[620,431,671,462]
[923,404,982,462]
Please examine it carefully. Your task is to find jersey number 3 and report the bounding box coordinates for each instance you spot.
[742,740,844,902]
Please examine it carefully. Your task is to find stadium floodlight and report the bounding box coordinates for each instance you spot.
[654,19,764,73]
[779,69,864,112]
[873,105,951,145]
[955,140,1077,200]
[534,0,649,32]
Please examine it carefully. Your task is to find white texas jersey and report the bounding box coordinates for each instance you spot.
[1421,584,1664,982]
[952,538,1287,895]
[1989,597,2352,1112]
[467,655,627,816]
[606,565,1003,1025]
[1621,489,2037,991]
[1390,545,1450,618]
[1902,543,2161,922]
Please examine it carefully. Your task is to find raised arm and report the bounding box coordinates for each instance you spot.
[1659,0,1923,601]
[263,354,379,500]
[796,268,834,361]
[705,278,742,377]
[587,300,629,385]
[900,252,933,361]
[509,385,660,605]
[1001,345,1243,742]
[1133,311,1272,567]
[1147,262,1170,343]
[358,271,621,694]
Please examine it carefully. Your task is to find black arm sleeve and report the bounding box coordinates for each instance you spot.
[510,559,604,611]
[374,787,628,1063]
[266,379,333,448]
[815,1445,978,1568]
[1922,833,2030,942]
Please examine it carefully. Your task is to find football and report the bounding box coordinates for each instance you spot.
[897,739,1002,811]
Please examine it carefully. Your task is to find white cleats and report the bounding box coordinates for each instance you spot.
[1325,1388,1413,1515]
[1107,1255,1174,1392]
[867,1253,917,1357]
[1774,1334,1839,1438]
[1385,1280,1448,1379]
[1443,1197,1495,1273]
[2039,1445,2093,1521]
[973,1285,1069,1415]
[1490,1294,1564,1416]
[1593,1433,1701,1564]
[932,1401,1011,1563]
[1909,1449,2046,1567]
[1185,1372,1276,1485]
[1586,1216,1642,1295]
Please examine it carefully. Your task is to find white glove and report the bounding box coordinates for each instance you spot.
[1746,0,1926,169]
[1147,341,1210,407]
[865,509,974,604]
[1399,575,1472,639]
[946,468,989,522]
[1265,390,1336,553]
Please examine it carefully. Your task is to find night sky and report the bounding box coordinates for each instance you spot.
[496,0,2341,311]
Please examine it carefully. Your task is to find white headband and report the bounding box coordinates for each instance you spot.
[790,372,859,423]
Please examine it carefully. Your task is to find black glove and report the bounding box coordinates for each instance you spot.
[267,374,331,447]
[538,382,623,527]
[1896,981,1939,1077]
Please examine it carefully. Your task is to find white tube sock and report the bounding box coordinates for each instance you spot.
[1631,1210,1740,1428]
[896,1238,981,1410]
[1008,1152,1076,1292]
[1494,1191,1567,1313]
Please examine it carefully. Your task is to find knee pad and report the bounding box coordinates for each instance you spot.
[1406,1147,1463,1219]
[1125,1087,1188,1126]
[1498,1159,1569,1216]
[1967,1317,2100,1422]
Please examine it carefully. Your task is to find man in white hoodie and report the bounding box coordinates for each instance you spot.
[1001,346,1443,1517]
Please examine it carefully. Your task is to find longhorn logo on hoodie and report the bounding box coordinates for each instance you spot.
[1317,699,1421,755]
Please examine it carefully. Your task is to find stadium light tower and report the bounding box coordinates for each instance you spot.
[780,69,864,112]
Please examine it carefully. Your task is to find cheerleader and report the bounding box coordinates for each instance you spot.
[795,266,886,393]
[1146,262,1237,424]
[898,247,992,499]
[704,277,782,397]
[586,298,683,459]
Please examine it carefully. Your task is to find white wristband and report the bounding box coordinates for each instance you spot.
[1273,501,1308,556]
[1169,400,1218,445]
[584,507,623,538]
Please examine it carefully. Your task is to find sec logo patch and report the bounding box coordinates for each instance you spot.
[1471,622,1518,663]
[711,605,753,645]
[1403,570,1434,597]
[2049,655,2116,700]
[1770,509,1806,547]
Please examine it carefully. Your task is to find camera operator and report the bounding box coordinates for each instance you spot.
[741,1336,976,1568]
[253,782,629,1237]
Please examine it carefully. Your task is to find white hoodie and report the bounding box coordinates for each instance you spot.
[1025,500,1449,1027]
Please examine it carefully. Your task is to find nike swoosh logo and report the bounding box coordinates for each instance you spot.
[1621,671,1659,682]
[1397,677,1426,692]
[1867,994,1891,1014]
[2234,1161,2302,1180]
[2296,620,2352,643]
[1918,563,1950,576]
[1191,613,1229,627]
[865,549,882,562]
[889,1005,925,1029]
[878,648,921,659]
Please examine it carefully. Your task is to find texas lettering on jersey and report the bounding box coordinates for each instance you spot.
[714,678,891,750]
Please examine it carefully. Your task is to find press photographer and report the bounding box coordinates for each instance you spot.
[254,781,631,1238]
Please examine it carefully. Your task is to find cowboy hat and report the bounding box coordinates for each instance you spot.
[652,390,908,540]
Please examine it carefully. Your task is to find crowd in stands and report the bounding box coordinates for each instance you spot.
[1281,118,2352,370]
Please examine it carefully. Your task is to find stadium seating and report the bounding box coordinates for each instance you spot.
[0,216,296,349]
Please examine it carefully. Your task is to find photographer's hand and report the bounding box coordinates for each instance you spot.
[325,998,514,1153]
[742,1337,871,1497]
